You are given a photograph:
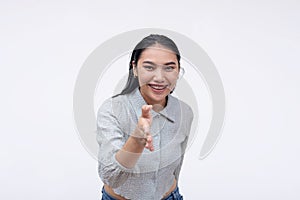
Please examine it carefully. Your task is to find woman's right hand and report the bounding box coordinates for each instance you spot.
[116,105,154,169]
[135,105,154,151]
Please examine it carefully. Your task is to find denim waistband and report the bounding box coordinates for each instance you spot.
[101,186,118,200]
[101,186,183,200]
[162,186,183,200]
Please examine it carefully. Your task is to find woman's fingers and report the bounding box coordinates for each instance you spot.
[144,134,154,151]
[141,105,152,119]
[138,105,154,151]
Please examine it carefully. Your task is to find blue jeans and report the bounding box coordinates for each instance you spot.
[101,186,183,200]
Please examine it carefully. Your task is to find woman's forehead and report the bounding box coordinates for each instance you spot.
[139,46,178,64]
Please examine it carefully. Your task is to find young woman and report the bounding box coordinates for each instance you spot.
[97,34,193,200]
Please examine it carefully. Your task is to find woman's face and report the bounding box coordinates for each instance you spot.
[133,45,179,107]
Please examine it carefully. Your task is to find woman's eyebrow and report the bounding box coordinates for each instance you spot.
[142,61,156,65]
[164,61,176,66]
[142,61,176,65]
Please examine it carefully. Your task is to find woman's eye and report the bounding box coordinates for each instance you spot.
[144,65,154,70]
[165,66,175,72]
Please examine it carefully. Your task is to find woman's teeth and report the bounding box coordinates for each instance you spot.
[149,84,166,90]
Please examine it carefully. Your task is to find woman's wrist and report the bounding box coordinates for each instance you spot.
[130,127,147,147]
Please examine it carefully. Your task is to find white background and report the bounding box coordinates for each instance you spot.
[1,0,300,199]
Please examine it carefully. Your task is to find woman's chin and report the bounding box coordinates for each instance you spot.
[148,93,169,106]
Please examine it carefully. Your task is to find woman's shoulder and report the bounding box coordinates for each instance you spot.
[97,94,128,115]
[168,95,194,119]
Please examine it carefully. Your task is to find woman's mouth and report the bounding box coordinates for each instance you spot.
[148,84,168,93]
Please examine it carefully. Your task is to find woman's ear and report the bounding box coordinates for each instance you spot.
[132,61,138,77]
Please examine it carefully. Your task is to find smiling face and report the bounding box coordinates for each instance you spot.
[133,45,180,107]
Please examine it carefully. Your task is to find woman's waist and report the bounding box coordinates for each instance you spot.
[103,178,177,200]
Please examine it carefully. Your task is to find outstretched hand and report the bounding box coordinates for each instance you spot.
[137,105,154,151]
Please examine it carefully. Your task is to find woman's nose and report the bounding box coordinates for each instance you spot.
[153,68,165,82]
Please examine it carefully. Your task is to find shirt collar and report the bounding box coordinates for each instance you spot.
[127,87,175,123]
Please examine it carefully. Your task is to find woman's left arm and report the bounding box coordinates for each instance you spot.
[173,103,194,182]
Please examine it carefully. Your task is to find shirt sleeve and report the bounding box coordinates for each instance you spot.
[96,98,139,188]
[173,103,194,182]
[173,136,188,182]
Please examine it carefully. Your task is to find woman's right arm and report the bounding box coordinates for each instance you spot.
[115,104,153,168]
[97,100,153,188]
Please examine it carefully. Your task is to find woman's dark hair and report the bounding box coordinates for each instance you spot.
[114,34,181,97]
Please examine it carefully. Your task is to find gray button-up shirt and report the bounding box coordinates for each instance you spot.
[97,87,193,200]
